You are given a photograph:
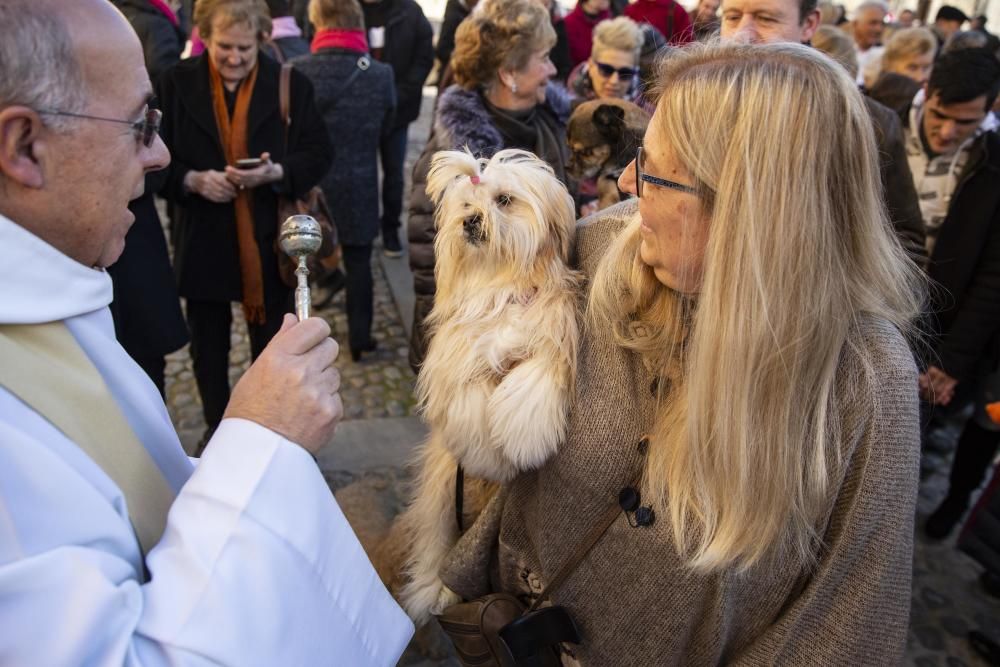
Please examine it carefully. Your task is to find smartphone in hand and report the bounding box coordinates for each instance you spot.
[235,157,264,169]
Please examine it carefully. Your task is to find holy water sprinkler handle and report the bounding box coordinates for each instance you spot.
[278,214,323,321]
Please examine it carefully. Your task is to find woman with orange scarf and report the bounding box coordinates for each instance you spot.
[158,0,332,449]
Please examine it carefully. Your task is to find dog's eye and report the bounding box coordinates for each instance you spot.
[495,194,512,207]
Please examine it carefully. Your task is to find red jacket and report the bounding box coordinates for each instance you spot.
[624,0,694,44]
[564,4,611,68]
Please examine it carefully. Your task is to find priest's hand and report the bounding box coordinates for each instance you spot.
[224,314,343,453]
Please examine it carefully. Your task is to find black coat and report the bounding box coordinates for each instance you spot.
[108,177,189,361]
[363,0,434,129]
[435,0,470,71]
[924,131,1000,382]
[113,0,184,82]
[292,49,396,246]
[156,53,332,305]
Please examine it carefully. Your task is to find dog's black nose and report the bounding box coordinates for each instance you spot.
[463,214,483,244]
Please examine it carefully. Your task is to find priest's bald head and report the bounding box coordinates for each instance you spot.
[0,0,169,269]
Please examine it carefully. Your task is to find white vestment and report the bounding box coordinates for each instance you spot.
[0,212,413,665]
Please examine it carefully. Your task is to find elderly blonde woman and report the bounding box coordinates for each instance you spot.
[567,16,647,108]
[813,24,859,80]
[438,41,923,664]
[157,0,331,447]
[406,0,570,368]
[882,26,936,84]
[867,26,935,115]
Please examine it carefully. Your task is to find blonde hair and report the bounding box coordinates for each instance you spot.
[308,0,364,30]
[882,27,936,68]
[588,41,922,572]
[591,16,643,62]
[813,25,859,78]
[195,0,272,41]
[817,1,838,24]
[451,0,556,90]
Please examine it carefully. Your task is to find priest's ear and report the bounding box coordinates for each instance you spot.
[0,106,47,189]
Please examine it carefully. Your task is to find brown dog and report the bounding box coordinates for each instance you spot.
[567,98,651,213]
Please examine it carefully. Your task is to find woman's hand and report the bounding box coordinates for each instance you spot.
[184,169,237,203]
[918,366,958,406]
[224,151,285,190]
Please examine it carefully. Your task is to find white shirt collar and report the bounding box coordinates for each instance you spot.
[0,211,112,324]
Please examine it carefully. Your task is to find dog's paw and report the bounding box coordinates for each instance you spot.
[402,576,460,625]
[432,583,462,615]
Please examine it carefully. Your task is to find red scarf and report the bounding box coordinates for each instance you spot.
[148,0,179,27]
[310,28,368,54]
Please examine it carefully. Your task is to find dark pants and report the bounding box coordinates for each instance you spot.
[946,420,1000,503]
[187,297,288,430]
[379,125,409,235]
[342,243,374,354]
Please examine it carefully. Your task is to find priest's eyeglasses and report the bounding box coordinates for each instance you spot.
[36,107,162,148]
[636,146,699,198]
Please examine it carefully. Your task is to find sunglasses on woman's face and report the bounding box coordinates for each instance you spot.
[36,107,162,148]
[593,61,638,80]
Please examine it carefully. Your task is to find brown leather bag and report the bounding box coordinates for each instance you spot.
[436,475,625,666]
[438,594,529,667]
[276,62,339,288]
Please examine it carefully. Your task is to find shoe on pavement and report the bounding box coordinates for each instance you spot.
[924,494,968,540]
[350,339,378,363]
[382,227,404,258]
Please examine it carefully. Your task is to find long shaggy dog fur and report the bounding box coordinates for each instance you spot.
[397,149,581,624]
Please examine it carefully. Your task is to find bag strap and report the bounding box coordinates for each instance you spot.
[280,62,292,142]
[453,463,628,612]
[281,56,368,145]
[456,464,466,532]
[528,500,624,612]
[267,39,287,64]
[0,322,175,566]
[318,55,370,116]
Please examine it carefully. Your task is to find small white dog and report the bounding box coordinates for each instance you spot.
[398,148,581,624]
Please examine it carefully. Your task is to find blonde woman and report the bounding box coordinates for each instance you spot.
[882,26,936,84]
[440,41,924,663]
[567,16,647,107]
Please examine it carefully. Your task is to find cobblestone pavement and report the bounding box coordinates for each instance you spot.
[163,260,419,455]
[906,422,1000,667]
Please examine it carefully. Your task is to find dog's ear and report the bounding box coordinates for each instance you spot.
[593,105,626,143]
[426,148,480,205]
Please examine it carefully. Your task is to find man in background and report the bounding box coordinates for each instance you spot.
[719,0,926,261]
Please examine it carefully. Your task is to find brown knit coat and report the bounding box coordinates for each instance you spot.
[440,201,921,665]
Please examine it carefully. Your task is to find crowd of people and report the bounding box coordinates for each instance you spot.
[1,0,1000,663]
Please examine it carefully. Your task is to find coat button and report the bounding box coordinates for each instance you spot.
[635,506,656,527]
[619,486,640,512]
[637,437,650,455]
